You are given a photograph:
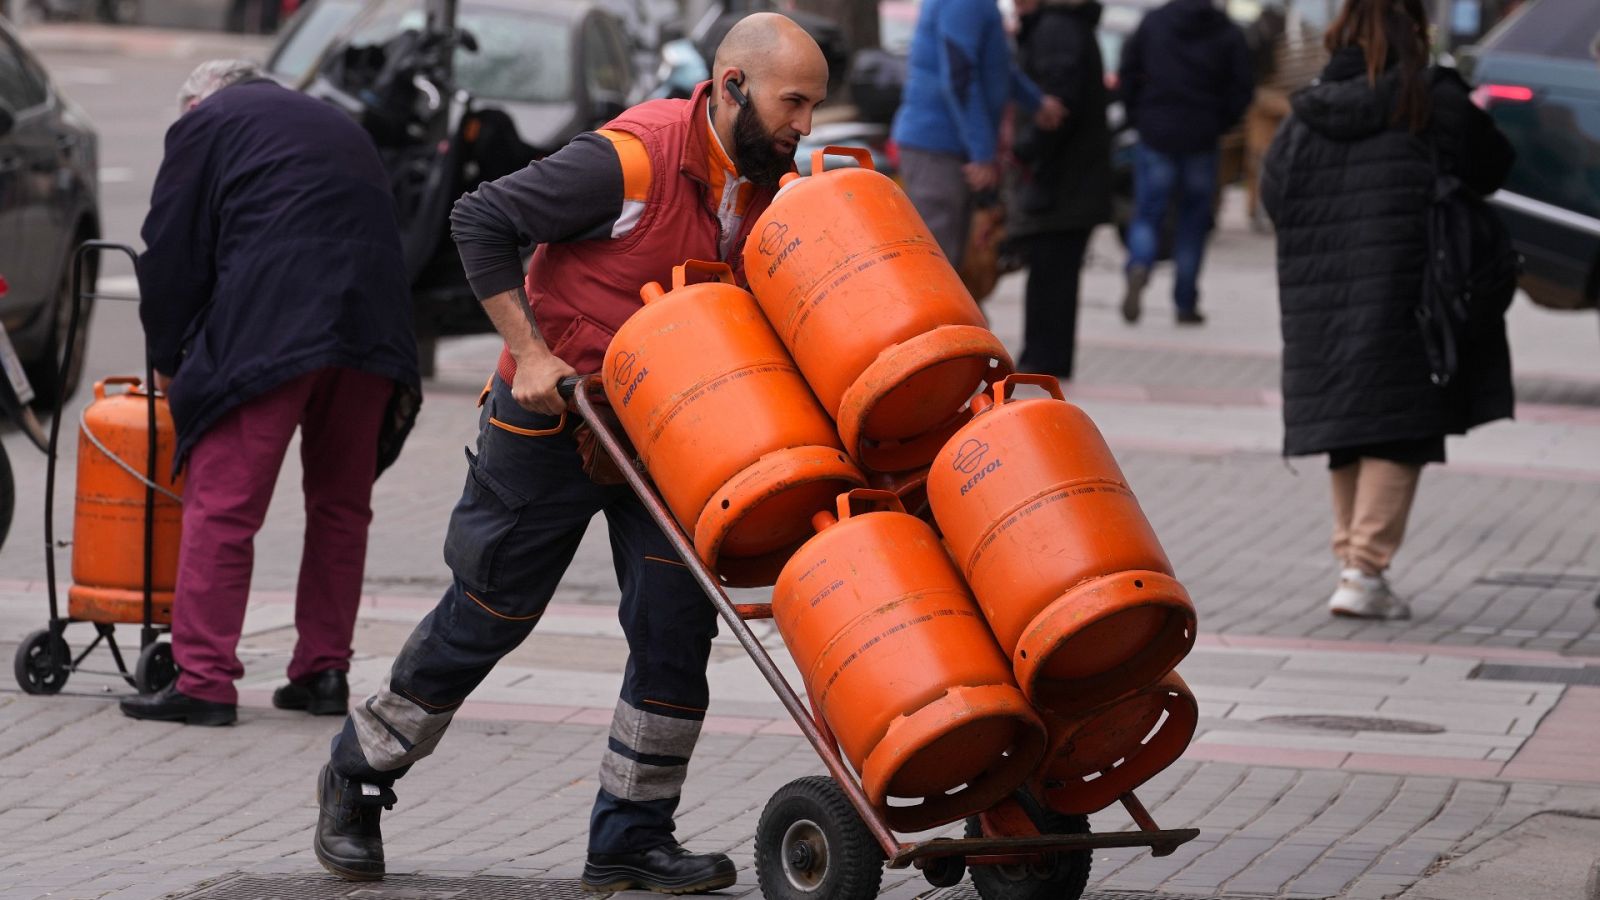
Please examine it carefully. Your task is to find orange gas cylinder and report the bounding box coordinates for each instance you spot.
[743,147,1013,474]
[68,377,183,625]
[1035,670,1198,816]
[604,260,864,587]
[772,489,1047,832]
[926,374,1197,712]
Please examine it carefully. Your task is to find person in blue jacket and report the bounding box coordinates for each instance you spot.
[892,0,1065,269]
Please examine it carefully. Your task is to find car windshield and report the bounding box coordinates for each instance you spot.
[276,0,573,103]
[270,0,365,83]
[1487,0,1600,61]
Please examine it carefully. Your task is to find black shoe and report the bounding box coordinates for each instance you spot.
[1176,309,1206,325]
[119,683,236,726]
[273,670,349,716]
[581,843,737,895]
[1122,266,1148,323]
[314,764,394,882]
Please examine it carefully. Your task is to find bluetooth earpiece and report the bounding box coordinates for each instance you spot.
[726,75,750,109]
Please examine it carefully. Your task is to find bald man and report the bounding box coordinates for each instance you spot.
[310,13,828,893]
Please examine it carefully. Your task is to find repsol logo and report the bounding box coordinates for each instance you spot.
[612,351,637,386]
[766,238,802,277]
[959,457,1003,496]
[952,439,990,474]
[758,221,790,255]
[620,368,649,407]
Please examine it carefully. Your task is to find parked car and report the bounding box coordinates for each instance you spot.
[269,0,642,155]
[0,18,100,408]
[265,0,642,369]
[1461,0,1600,314]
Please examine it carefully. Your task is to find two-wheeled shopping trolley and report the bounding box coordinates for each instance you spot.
[559,374,1198,900]
[13,241,178,697]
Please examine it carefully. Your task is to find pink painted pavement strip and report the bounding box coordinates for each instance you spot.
[1340,753,1504,780]
[1182,743,1349,769]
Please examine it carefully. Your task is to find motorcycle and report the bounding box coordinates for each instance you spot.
[0,274,50,554]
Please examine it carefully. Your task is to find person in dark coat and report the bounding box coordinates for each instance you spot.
[1007,0,1113,379]
[1118,0,1253,324]
[122,60,421,726]
[1262,0,1514,620]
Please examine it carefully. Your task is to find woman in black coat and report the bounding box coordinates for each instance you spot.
[1262,0,1513,620]
[1007,0,1113,379]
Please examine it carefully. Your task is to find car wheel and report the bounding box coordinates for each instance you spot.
[24,255,94,414]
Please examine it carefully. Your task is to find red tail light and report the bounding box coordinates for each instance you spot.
[1472,83,1534,108]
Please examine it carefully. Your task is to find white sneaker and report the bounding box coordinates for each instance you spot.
[1327,568,1412,620]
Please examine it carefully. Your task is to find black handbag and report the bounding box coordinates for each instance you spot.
[1416,151,1519,387]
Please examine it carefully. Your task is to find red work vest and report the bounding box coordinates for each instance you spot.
[497,82,777,384]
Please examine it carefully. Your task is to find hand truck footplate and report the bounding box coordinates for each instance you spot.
[890,827,1200,868]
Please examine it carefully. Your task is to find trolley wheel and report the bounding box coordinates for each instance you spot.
[964,790,1092,900]
[134,640,176,694]
[14,629,71,695]
[755,775,884,900]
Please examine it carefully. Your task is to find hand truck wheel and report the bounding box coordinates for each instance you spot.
[14,629,71,694]
[134,639,176,694]
[755,775,884,900]
[964,789,1092,900]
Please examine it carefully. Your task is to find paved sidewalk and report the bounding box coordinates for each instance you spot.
[1,22,1598,900]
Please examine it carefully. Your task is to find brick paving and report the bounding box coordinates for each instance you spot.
[2,22,1599,900]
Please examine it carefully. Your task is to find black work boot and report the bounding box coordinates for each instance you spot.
[119,683,236,726]
[581,842,737,895]
[314,763,394,881]
[273,670,349,716]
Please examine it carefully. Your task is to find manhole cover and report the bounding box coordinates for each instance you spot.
[1258,715,1445,734]
[1471,663,1600,686]
[170,875,591,900]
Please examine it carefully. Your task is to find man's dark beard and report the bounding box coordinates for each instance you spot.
[733,99,793,187]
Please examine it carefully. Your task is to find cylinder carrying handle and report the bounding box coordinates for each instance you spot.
[971,373,1065,415]
[93,375,144,401]
[811,488,906,534]
[673,259,736,289]
[810,145,876,175]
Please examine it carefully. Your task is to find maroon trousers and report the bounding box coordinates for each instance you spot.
[173,367,391,704]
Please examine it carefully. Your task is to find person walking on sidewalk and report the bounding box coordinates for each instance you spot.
[1262,0,1514,619]
[120,61,420,728]
[1006,0,1113,380]
[891,0,1065,269]
[311,15,829,892]
[1118,0,1254,325]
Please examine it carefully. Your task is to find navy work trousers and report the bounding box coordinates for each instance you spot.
[329,376,719,854]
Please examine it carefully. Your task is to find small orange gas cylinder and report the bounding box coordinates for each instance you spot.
[743,147,1013,474]
[605,260,864,587]
[926,374,1197,712]
[772,489,1047,832]
[68,377,183,624]
[1035,670,1198,816]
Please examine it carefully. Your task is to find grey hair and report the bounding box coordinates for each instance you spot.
[178,59,262,111]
